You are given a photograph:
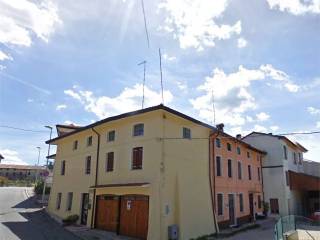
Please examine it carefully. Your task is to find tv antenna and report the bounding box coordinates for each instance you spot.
[138,60,147,109]
[212,90,216,126]
[159,48,164,104]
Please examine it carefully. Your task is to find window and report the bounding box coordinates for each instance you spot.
[216,138,221,148]
[298,153,302,164]
[258,167,261,181]
[73,140,78,150]
[87,136,93,146]
[106,152,114,172]
[61,160,65,175]
[85,156,91,174]
[227,143,232,151]
[132,147,143,170]
[217,194,223,215]
[66,192,73,211]
[133,123,144,136]
[238,161,242,180]
[182,127,191,139]
[216,156,221,176]
[283,146,288,160]
[237,146,241,155]
[248,165,252,180]
[285,171,289,186]
[247,151,251,158]
[258,195,262,208]
[293,152,297,164]
[228,159,232,178]
[56,193,62,210]
[239,194,244,212]
[107,130,115,142]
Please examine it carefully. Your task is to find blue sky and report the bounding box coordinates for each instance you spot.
[0,0,320,165]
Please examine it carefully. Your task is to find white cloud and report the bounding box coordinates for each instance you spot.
[56,104,67,111]
[27,98,34,103]
[253,124,268,132]
[270,125,279,131]
[317,121,320,128]
[0,149,28,165]
[267,0,320,15]
[0,0,61,47]
[64,84,174,119]
[190,64,299,126]
[0,50,12,61]
[159,0,241,50]
[163,53,177,61]
[256,112,270,121]
[307,106,320,115]
[237,37,247,48]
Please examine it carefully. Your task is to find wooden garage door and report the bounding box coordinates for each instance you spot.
[119,195,149,239]
[95,195,119,232]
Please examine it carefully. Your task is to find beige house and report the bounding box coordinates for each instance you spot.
[0,164,46,181]
[47,105,218,240]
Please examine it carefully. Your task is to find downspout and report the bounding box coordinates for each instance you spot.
[260,155,265,212]
[209,131,220,234]
[90,127,101,228]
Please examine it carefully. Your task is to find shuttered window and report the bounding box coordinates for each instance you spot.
[227,143,232,151]
[216,138,221,148]
[61,160,65,175]
[217,194,223,215]
[216,156,221,176]
[228,159,232,178]
[85,156,91,174]
[258,195,262,208]
[248,165,252,180]
[239,193,244,212]
[238,161,242,180]
[66,192,73,211]
[56,193,62,210]
[106,152,114,172]
[258,167,261,181]
[182,127,191,139]
[132,147,143,170]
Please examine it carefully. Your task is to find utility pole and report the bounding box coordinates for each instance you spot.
[42,125,52,203]
[35,147,41,183]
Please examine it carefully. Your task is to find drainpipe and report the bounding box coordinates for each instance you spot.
[209,131,220,234]
[260,155,266,214]
[90,127,100,228]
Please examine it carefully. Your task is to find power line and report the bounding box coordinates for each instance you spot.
[0,125,48,133]
[140,0,150,48]
[278,131,320,136]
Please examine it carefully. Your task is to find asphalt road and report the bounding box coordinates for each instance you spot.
[0,187,80,240]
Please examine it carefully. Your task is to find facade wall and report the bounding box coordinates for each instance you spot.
[47,109,216,240]
[243,133,307,216]
[0,167,46,181]
[213,135,263,226]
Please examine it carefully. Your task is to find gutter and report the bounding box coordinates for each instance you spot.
[90,127,101,229]
[209,131,220,234]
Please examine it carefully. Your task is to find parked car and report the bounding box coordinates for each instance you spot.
[310,210,320,221]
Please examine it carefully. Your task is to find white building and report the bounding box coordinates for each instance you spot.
[243,132,319,216]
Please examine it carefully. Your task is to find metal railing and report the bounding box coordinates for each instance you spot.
[274,215,320,240]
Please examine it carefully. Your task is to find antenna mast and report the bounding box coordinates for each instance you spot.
[212,90,216,126]
[138,60,147,109]
[141,0,150,48]
[159,48,164,104]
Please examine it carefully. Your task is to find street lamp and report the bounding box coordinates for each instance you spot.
[36,147,41,182]
[42,125,53,203]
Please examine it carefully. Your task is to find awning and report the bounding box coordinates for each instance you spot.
[90,182,150,189]
[289,170,320,191]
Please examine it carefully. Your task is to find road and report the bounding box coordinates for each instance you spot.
[0,187,80,240]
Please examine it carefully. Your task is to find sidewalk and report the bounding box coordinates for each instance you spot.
[65,225,138,240]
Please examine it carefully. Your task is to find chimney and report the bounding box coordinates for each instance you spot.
[236,134,242,140]
[216,123,224,132]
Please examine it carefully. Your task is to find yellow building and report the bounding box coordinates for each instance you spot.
[47,104,217,240]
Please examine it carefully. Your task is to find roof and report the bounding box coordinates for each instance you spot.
[0,154,3,160]
[215,131,267,155]
[46,104,216,144]
[0,164,45,170]
[242,132,308,152]
[56,124,81,129]
[46,154,56,159]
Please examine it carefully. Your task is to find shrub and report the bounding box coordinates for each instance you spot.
[263,202,269,215]
[0,176,8,186]
[62,214,79,226]
[34,181,51,195]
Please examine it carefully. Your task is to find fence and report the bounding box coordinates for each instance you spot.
[274,215,320,240]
